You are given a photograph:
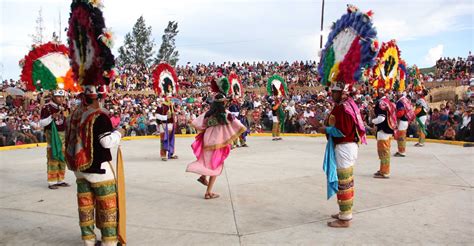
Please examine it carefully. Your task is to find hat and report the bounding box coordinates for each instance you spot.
[153,63,179,97]
[267,75,288,97]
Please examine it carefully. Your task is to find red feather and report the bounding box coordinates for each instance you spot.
[152,63,179,96]
[20,42,69,91]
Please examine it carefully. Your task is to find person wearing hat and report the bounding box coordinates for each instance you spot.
[372,88,397,178]
[65,1,126,245]
[414,88,430,147]
[318,82,367,228]
[186,77,247,199]
[156,93,179,161]
[394,91,415,157]
[39,88,70,189]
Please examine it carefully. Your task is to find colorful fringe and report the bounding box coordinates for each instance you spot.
[76,178,118,242]
[397,130,407,154]
[45,131,66,185]
[337,166,354,221]
[377,139,391,175]
[272,122,281,138]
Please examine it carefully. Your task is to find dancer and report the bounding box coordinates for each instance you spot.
[317,4,378,227]
[267,75,288,141]
[372,88,397,178]
[65,1,125,245]
[186,77,247,199]
[415,88,429,147]
[40,89,70,189]
[153,63,179,161]
[394,91,415,157]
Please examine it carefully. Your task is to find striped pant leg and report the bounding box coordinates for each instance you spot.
[418,130,426,144]
[397,130,407,154]
[337,166,354,221]
[76,178,96,241]
[272,122,279,137]
[92,180,118,243]
[377,139,391,175]
[160,133,167,157]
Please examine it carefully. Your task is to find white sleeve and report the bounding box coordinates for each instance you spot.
[39,116,52,127]
[99,130,122,149]
[372,115,386,125]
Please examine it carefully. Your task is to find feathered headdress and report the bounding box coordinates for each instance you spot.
[20,42,79,92]
[67,0,115,89]
[394,59,407,92]
[318,4,379,89]
[210,76,231,96]
[228,73,244,98]
[372,39,401,90]
[266,75,288,97]
[152,63,179,97]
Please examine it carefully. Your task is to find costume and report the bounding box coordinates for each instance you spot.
[153,63,179,161]
[267,75,288,140]
[415,91,429,146]
[186,77,246,177]
[40,91,68,187]
[65,1,125,245]
[394,94,415,156]
[318,4,376,227]
[20,41,76,188]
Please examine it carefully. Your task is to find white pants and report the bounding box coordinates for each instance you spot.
[159,123,174,133]
[418,115,427,125]
[398,120,409,131]
[335,143,358,169]
[74,162,115,183]
[377,130,392,140]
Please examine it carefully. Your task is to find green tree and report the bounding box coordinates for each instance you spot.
[156,21,179,66]
[118,16,155,68]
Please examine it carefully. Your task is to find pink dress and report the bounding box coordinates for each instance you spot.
[186,112,247,176]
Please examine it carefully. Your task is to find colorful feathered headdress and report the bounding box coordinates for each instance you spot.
[372,39,401,90]
[266,75,288,97]
[152,63,179,97]
[228,73,244,98]
[210,76,231,97]
[318,4,379,89]
[20,42,80,92]
[394,59,407,92]
[67,0,115,91]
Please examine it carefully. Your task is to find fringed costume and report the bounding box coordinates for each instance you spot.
[318,4,377,227]
[66,0,125,245]
[152,63,179,161]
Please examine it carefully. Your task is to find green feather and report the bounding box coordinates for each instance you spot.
[32,60,57,91]
[322,47,335,86]
[267,75,287,96]
[218,77,230,95]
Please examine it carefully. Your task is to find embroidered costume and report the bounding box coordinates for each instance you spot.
[267,75,288,141]
[318,4,377,227]
[40,91,69,188]
[415,89,429,147]
[186,77,247,199]
[394,94,415,157]
[152,63,179,161]
[65,1,125,245]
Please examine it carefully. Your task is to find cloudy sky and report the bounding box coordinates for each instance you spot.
[1,0,473,80]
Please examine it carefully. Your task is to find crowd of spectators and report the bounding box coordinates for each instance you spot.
[432,52,473,82]
[1,57,473,146]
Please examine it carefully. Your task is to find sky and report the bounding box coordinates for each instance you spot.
[1,0,473,80]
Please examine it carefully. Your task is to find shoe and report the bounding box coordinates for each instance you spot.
[373,172,390,179]
[48,184,58,190]
[414,143,424,147]
[394,152,405,157]
[57,182,71,187]
[161,157,168,161]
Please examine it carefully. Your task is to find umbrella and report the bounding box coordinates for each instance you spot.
[5,87,25,96]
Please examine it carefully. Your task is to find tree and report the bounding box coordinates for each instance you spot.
[118,16,155,68]
[156,21,179,66]
[29,8,45,45]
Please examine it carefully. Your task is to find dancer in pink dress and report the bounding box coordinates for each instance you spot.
[186,77,247,199]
